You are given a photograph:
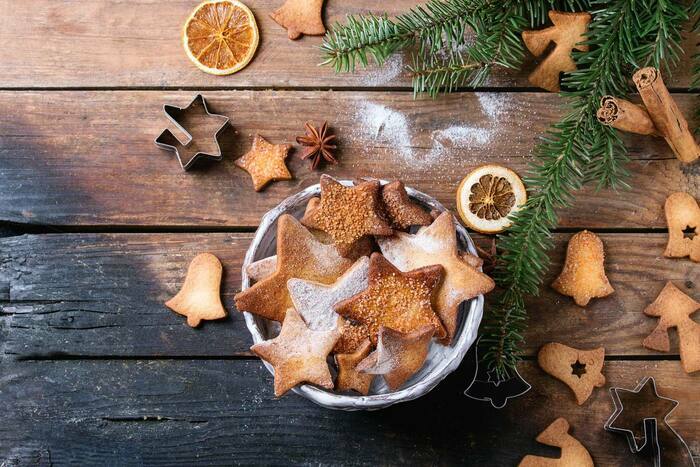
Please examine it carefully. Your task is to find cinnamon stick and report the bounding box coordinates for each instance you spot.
[596,96,658,136]
[633,67,699,164]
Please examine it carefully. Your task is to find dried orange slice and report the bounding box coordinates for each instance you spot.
[183,0,259,76]
[456,164,527,234]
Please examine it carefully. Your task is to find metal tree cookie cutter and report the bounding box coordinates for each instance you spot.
[604,376,695,466]
[155,94,230,170]
[464,336,531,409]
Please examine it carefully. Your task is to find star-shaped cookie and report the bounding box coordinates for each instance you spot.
[234,214,353,322]
[301,175,393,257]
[288,256,370,332]
[335,339,375,395]
[357,325,434,391]
[251,308,342,397]
[235,135,292,192]
[381,180,433,230]
[334,253,446,344]
[377,212,495,343]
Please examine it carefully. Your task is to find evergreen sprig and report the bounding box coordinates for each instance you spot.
[320,0,691,378]
[321,0,588,95]
[483,0,689,378]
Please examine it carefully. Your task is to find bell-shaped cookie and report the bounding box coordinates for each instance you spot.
[552,230,614,307]
[165,253,227,327]
[664,192,700,262]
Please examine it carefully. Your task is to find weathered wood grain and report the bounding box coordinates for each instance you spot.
[2,232,697,359]
[0,357,697,465]
[0,91,695,228]
[0,1,694,89]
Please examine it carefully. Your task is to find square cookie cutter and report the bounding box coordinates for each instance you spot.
[155,94,230,170]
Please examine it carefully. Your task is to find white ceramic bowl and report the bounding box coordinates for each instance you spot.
[241,180,484,410]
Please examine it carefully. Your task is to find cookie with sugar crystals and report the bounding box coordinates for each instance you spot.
[234,214,353,322]
[234,135,292,192]
[356,325,434,391]
[380,180,433,230]
[664,192,700,262]
[301,175,393,257]
[377,212,495,343]
[538,342,606,405]
[335,339,375,395]
[552,230,614,307]
[334,253,446,343]
[251,308,341,397]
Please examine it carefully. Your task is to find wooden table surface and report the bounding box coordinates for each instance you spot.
[1,1,698,465]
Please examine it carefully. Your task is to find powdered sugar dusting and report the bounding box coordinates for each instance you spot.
[355,101,414,160]
[288,257,370,331]
[360,55,405,86]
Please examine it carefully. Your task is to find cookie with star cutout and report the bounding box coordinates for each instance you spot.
[301,175,393,257]
[235,134,292,191]
[251,308,342,397]
[334,253,446,344]
[378,212,495,343]
[234,214,353,322]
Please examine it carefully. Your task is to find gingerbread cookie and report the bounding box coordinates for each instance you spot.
[234,214,353,322]
[251,308,341,397]
[643,282,700,374]
[301,175,393,257]
[165,253,227,327]
[377,212,495,343]
[552,230,614,307]
[519,418,593,467]
[234,135,292,192]
[380,180,433,230]
[357,325,434,391]
[270,0,326,40]
[335,339,375,395]
[538,342,606,405]
[663,192,700,262]
[288,256,370,345]
[521,11,591,92]
[334,253,446,343]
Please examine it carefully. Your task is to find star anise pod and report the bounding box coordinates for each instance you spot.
[296,121,337,170]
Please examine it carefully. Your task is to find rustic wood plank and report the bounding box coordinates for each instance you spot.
[0,1,694,89]
[0,90,695,228]
[0,357,697,465]
[2,232,697,358]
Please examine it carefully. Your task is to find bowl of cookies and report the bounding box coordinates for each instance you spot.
[236,175,494,410]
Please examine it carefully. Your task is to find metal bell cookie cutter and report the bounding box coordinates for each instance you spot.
[464,336,531,409]
[155,94,229,170]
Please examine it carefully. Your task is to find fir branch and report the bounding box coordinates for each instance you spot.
[481,0,689,378]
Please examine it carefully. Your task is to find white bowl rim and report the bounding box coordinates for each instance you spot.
[241,179,484,411]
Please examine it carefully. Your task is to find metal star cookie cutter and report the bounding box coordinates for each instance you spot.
[464,336,531,409]
[155,94,229,170]
[604,376,696,467]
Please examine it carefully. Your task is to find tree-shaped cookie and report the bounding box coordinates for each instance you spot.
[270,0,326,40]
[552,230,614,307]
[664,192,700,262]
[519,418,593,467]
[521,11,591,92]
[643,282,700,374]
